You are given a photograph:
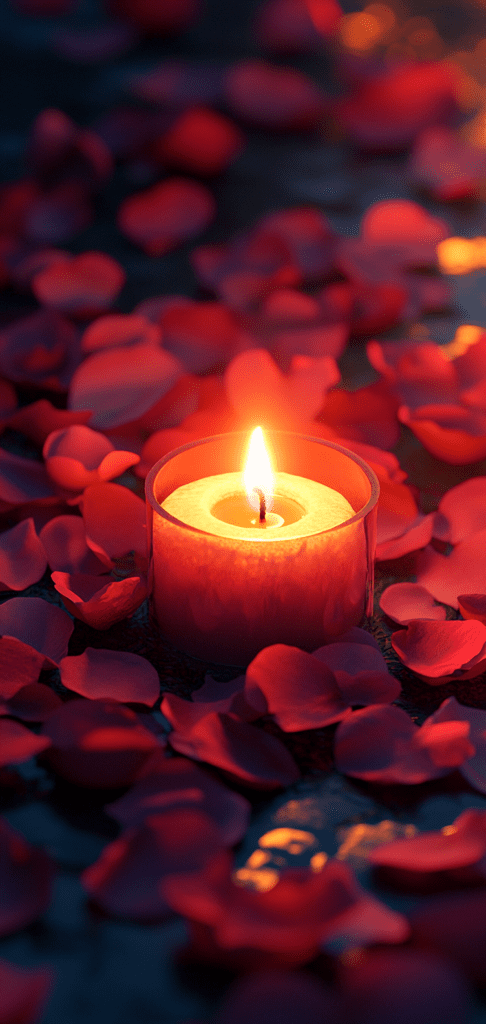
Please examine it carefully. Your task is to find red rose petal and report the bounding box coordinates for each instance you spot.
[380,583,446,625]
[434,477,486,545]
[216,971,343,1024]
[375,478,419,546]
[0,597,74,666]
[40,515,109,574]
[118,178,215,256]
[0,718,51,766]
[162,300,243,374]
[398,404,486,464]
[225,60,325,130]
[0,638,46,700]
[370,808,486,873]
[256,0,338,51]
[137,427,193,478]
[334,705,445,784]
[4,683,63,723]
[68,343,183,430]
[391,619,486,679]
[169,711,300,789]
[245,644,347,730]
[0,309,79,391]
[0,958,53,1024]
[257,207,336,281]
[155,106,245,176]
[313,642,401,706]
[458,593,486,624]
[375,514,435,562]
[416,527,486,609]
[106,757,250,845]
[60,648,159,706]
[81,482,147,561]
[409,126,486,201]
[224,348,339,427]
[425,697,486,794]
[32,252,125,319]
[411,891,486,988]
[0,519,47,591]
[81,313,161,354]
[0,818,54,938]
[82,808,222,921]
[0,449,56,510]
[42,698,160,788]
[52,571,147,629]
[321,382,400,451]
[43,425,139,490]
[161,682,256,735]
[8,401,92,447]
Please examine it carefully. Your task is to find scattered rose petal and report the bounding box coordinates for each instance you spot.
[27,108,112,192]
[82,808,223,921]
[117,178,215,256]
[380,583,446,625]
[375,478,419,547]
[0,309,80,391]
[81,313,161,354]
[0,519,47,591]
[52,571,147,629]
[42,698,160,788]
[411,891,486,989]
[217,972,343,1024]
[0,597,74,666]
[409,126,486,201]
[43,424,139,491]
[59,648,159,706]
[416,527,486,609]
[334,705,447,784]
[376,514,435,562]
[256,0,338,52]
[399,404,486,464]
[3,683,63,723]
[155,106,245,175]
[321,382,400,451]
[161,682,256,734]
[161,300,244,374]
[433,476,486,545]
[369,808,486,874]
[425,697,486,794]
[40,515,109,574]
[106,756,250,845]
[169,711,300,789]
[8,401,91,447]
[81,482,147,561]
[32,252,125,319]
[391,619,486,679]
[0,818,54,938]
[367,339,458,409]
[0,638,46,700]
[0,958,53,1024]
[224,347,338,427]
[224,60,325,130]
[244,645,348,730]
[0,449,56,511]
[0,718,51,766]
[458,594,486,624]
[313,642,401,705]
[68,343,184,430]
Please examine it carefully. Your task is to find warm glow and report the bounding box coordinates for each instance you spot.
[243,427,275,516]
[437,236,486,274]
[442,323,484,360]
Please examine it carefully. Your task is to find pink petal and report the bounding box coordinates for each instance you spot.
[0,597,74,666]
[0,638,46,699]
[0,519,47,590]
[313,642,401,705]
[434,476,486,545]
[40,515,109,573]
[82,808,222,921]
[411,891,486,988]
[224,59,325,130]
[32,252,125,318]
[117,178,215,256]
[68,343,183,430]
[0,818,54,938]
[155,107,245,176]
[81,313,161,353]
[375,513,435,562]
[398,404,486,464]
[0,309,79,391]
[4,683,63,723]
[380,583,446,625]
[458,593,486,624]
[81,482,147,561]
[0,958,53,1024]
[392,619,486,679]
[8,400,92,446]
[334,705,445,784]
[0,718,51,766]
[106,757,250,845]
[370,808,486,872]
[60,648,159,706]
[0,449,56,509]
[245,645,347,731]
[425,697,486,794]
[416,527,486,609]
[169,711,300,789]
[42,698,160,788]
[366,339,458,408]
[52,572,147,629]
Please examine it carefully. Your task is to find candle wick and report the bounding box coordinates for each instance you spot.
[253,487,266,522]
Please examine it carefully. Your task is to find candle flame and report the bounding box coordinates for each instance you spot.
[243,427,274,515]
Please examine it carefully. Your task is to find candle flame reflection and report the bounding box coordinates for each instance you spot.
[243,427,275,515]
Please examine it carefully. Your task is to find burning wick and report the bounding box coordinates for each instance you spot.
[253,487,266,522]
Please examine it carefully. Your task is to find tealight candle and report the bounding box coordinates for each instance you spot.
[146,430,379,666]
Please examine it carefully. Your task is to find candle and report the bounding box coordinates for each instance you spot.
[146,431,379,666]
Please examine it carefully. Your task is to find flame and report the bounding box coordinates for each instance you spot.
[243,427,275,516]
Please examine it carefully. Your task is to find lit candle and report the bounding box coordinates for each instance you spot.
[146,430,379,666]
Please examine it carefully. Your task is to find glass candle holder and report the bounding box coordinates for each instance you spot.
[145,431,379,666]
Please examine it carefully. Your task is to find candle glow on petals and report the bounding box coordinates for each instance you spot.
[243,427,275,516]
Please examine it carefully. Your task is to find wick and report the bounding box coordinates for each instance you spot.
[253,487,266,522]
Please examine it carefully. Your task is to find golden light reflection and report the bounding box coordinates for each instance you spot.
[234,827,321,892]
[339,10,387,51]
[442,824,459,836]
[337,821,416,863]
[233,866,280,892]
[310,851,328,872]
[442,324,484,360]
[258,828,318,855]
[437,236,486,275]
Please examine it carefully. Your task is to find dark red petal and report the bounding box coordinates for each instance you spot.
[458,593,486,624]
[411,891,486,988]
[216,971,343,1024]
[81,313,161,353]
[0,309,79,392]
[425,697,486,794]
[0,519,47,591]
[416,528,486,609]
[399,403,486,464]
[313,641,401,706]
[60,648,159,706]
[117,178,215,256]
[0,818,54,938]
[8,401,91,447]
[392,619,486,679]
[334,704,444,784]
[380,583,446,625]
[32,252,125,319]
[0,597,74,665]
[370,808,486,872]
[81,482,147,561]
[225,60,325,130]
[40,515,109,574]
[376,514,435,561]
[52,572,147,629]
[0,638,46,700]
[0,958,53,1024]
[0,449,56,509]
[409,126,486,201]
[0,718,51,766]
[4,683,63,723]
[245,644,347,730]
[155,106,245,176]
[161,300,242,374]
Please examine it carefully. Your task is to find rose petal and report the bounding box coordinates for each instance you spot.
[24,183,93,246]
[380,583,446,625]
[0,638,46,700]
[409,126,486,201]
[155,106,244,176]
[0,958,53,1024]
[334,704,445,784]
[376,514,435,562]
[68,343,184,430]
[0,449,56,509]
[81,313,161,354]
[131,58,224,108]
[375,479,419,547]
[224,347,338,427]
[8,400,92,446]
[4,683,63,723]
[169,711,300,789]
[370,808,486,873]
[0,818,54,938]
[391,619,486,679]
[161,300,243,374]
[457,594,486,624]
[366,339,457,409]
[313,642,401,706]
[0,519,47,591]
[32,252,125,319]
[224,60,325,130]
[0,719,51,766]
[434,477,486,545]
[117,178,215,256]
[40,515,109,574]
[0,597,74,666]
[416,528,486,609]
[52,572,147,629]
[245,645,347,731]
[425,697,486,794]
[81,482,147,561]
[398,404,486,464]
[256,0,339,51]
[60,648,159,706]
[108,0,200,34]
[42,698,160,788]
